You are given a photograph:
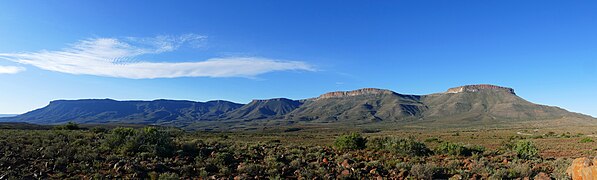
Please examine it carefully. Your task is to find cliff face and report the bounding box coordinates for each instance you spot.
[317,88,395,100]
[446,84,515,94]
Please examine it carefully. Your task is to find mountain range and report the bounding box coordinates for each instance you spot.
[1,84,593,130]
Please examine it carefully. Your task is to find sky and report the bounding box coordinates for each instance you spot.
[0,1,596,116]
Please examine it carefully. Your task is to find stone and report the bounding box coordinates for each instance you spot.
[448,174,462,180]
[567,157,597,180]
[533,172,550,180]
[446,84,515,94]
[341,159,351,168]
[317,88,394,99]
[341,169,351,176]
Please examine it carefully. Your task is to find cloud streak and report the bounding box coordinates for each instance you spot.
[0,66,25,74]
[0,34,314,79]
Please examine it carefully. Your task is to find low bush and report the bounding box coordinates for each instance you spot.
[580,137,594,143]
[334,133,367,150]
[436,142,485,156]
[424,137,442,143]
[368,137,432,156]
[53,122,82,130]
[513,140,538,159]
[103,127,175,157]
[410,163,437,180]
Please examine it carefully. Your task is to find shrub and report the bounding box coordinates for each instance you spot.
[284,127,302,132]
[103,127,175,157]
[53,122,81,130]
[104,127,137,149]
[424,137,442,143]
[334,133,367,150]
[361,129,381,133]
[158,172,180,180]
[436,142,484,156]
[90,127,108,133]
[410,163,437,180]
[513,140,539,159]
[368,137,432,156]
[580,137,594,143]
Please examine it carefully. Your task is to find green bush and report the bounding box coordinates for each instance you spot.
[424,137,442,143]
[103,127,175,157]
[368,137,431,156]
[334,133,367,150]
[410,163,437,180]
[580,137,594,143]
[436,142,485,156]
[53,122,81,130]
[513,140,538,159]
[90,127,108,133]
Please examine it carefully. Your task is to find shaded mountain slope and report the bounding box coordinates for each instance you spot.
[224,98,302,120]
[2,99,243,124]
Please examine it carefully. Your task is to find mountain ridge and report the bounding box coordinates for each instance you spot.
[1,84,593,129]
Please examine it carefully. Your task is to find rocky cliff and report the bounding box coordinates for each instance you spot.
[317,88,395,100]
[446,84,515,94]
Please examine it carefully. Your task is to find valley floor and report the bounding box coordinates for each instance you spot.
[1,121,595,179]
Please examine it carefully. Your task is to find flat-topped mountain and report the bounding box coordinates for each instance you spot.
[1,84,593,128]
[2,99,243,124]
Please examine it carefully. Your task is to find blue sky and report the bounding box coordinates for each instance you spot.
[0,1,596,116]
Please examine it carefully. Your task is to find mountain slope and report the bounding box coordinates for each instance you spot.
[1,99,243,124]
[0,114,17,118]
[1,84,593,129]
[286,88,427,123]
[224,98,302,120]
[421,85,585,122]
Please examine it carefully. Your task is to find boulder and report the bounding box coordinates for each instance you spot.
[567,157,597,180]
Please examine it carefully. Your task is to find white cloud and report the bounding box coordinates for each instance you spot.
[0,34,314,79]
[0,66,25,74]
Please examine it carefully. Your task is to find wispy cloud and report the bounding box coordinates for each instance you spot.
[0,34,314,79]
[0,66,25,74]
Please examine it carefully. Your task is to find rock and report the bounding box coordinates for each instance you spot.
[502,158,509,165]
[567,157,597,180]
[449,174,462,180]
[341,169,351,176]
[534,172,550,180]
[317,88,394,99]
[398,170,408,178]
[446,84,515,94]
[341,159,351,168]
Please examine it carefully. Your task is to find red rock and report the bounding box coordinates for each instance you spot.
[502,158,508,165]
[341,159,351,168]
[567,157,597,180]
[533,172,550,180]
[341,170,350,176]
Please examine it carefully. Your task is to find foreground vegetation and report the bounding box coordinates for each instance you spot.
[0,124,583,179]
